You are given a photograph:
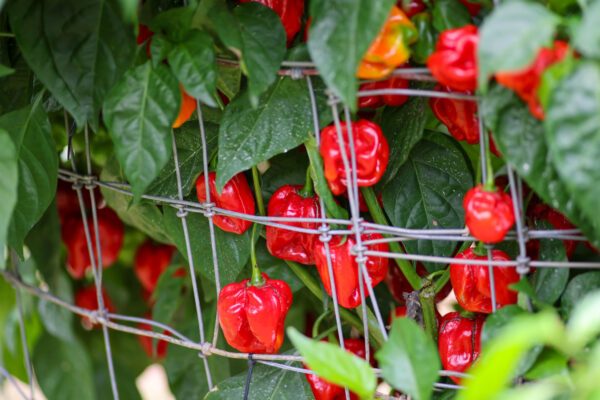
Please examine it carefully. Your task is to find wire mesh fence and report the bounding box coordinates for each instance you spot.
[2,61,599,400]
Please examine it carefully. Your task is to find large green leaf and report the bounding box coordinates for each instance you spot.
[147,121,218,199]
[33,333,96,400]
[9,0,135,129]
[432,0,471,32]
[168,29,217,107]
[307,0,396,109]
[216,77,314,192]
[0,129,18,266]
[100,155,171,244]
[288,328,376,400]
[566,290,600,352]
[482,84,599,249]
[163,206,251,285]
[477,1,560,91]
[152,265,184,326]
[573,0,600,59]
[103,61,180,201]
[0,99,57,258]
[382,132,473,272]
[561,271,600,319]
[545,61,600,245]
[377,318,440,400]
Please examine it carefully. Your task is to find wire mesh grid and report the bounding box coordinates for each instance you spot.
[2,62,600,400]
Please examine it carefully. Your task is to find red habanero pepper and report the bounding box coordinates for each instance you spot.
[358,75,410,109]
[136,24,153,59]
[196,172,256,235]
[55,180,102,225]
[320,120,389,196]
[62,208,124,279]
[266,185,319,265]
[239,0,304,46]
[137,313,171,359]
[457,0,482,16]
[385,262,451,304]
[314,233,389,309]
[304,338,375,400]
[495,41,570,120]
[438,312,485,383]
[526,204,577,260]
[134,240,184,293]
[397,0,427,18]
[217,273,292,353]
[357,6,417,79]
[74,285,117,329]
[427,25,478,92]
[450,248,519,313]
[463,184,515,243]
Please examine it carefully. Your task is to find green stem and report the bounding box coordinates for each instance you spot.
[0,33,15,38]
[298,166,314,198]
[419,280,438,344]
[312,310,331,338]
[483,134,496,191]
[252,166,266,216]
[361,187,421,290]
[314,324,341,341]
[249,223,264,286]
[434,268,450,294]
[473,241,487,256]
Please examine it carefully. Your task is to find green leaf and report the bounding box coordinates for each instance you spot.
[432,0,471,32]
[523,348,568,380]
[261,149,309,201]
[150,33,174,68]
[33,333,96,400]
[163,206,251,285]
[410,13,437,65]
[530,219,569,305]
[0,99,57,258]
[168,29,217,107]
[216,77,314,193]
[149,6,194,43]
[538,54,575,111]
[216,64,242,101]
[208,1,242,53]
[376,318,440,400]
[307,0,397,109]
[204,348,313,400]
[482,84,599,249]
[8,0,135,129]
[24,200,61,284]
[147,121,219,199]
[573,0,600,59]
[477,1,560,91]
[115,0,138,23]
[234,2,287,105]
[103,61,180,201]
[152,265,184,326]
[0,63,14,78]
[382,132,473,272]
[545,61,600,247]
[566,290,600,352]
[457,311,564,400]
[0,129,18,265]
[380,85,433,185]
[561,271,600,319]
[256,239,304,293]
[288,327,377,400]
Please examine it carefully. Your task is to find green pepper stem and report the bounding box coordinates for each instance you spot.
[419,281,438,344]
[312,310,331,338]
[252,166,266,216]
[473,241,487,257]
[249,223,265,286]
[361,187,422,290]
[434,268,450,294]
[298,166,314,198]
[483,134,496,192]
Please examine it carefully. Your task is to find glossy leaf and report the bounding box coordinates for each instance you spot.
[545,62,600,246]
[0,129,18,266]
[432,0,471,32]
[37,272,75,342]
[33,333,96,400]
[288,327,377,400]
[149,6,194,43]
[147,121,219,199]
[163,207,251,285]
[216,64,242,101]
[152,265,184,326]
[168,29,217,107]
[382,132,473,272]
[103,61,180,201]
[261,149,309,201]
[523,349,568,380]
[561,271,600,319]
[216,77,314,193]
[477,1,560,91]
[566,290,600,352]
[9,0,135,129]
[482,84,599,249]
[573,0,600,59]
[411,13,437,65]
[377,318,440,400]
[100,155,171,244]
[0,99,57,257]
[307,0,396,109]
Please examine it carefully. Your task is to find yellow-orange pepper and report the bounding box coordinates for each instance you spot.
[357,6,417,79]
[173,85,196,128]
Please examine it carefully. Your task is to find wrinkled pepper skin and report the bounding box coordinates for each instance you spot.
[266,185,319,264]
[320,120,389,196]
[358,75,410,109]
[463,184,515,243]
[357,6,417,79]
[62,208,124,279]
[74,285,117,328]
[527,203,577,260]
[385,262,451,304]
[438,312,485,383]
[427,25,478,92]
[430,85,479,144]
[496,41,569,120]
[304,338,374,400]
[196,172,256,235]
[314,233,389,309]
[450,248,519,313]
[217,273,292,353]
[134,241,179,292]
[239,0,304,46]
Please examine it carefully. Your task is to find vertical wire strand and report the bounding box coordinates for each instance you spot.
[170,127,213,389]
